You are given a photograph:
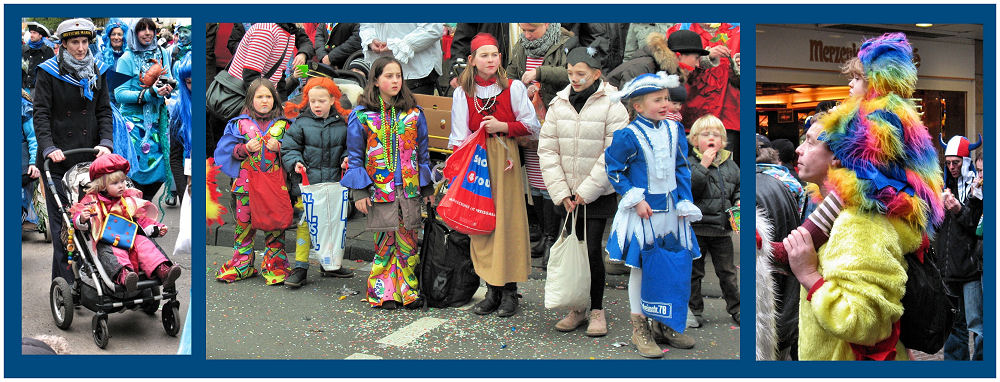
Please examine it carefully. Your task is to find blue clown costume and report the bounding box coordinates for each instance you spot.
[114,18,174,200]
[605,72,702,268]
[604,71,702,357]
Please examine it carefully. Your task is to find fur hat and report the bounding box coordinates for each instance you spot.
[858,33,917,98]
[611,71,679,102]
[940,134,983,158]
[55,18,96,42]
[89,153,130,180]
[818,33,944,234]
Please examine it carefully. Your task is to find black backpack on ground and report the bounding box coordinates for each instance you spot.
[418,203,479,309]
[899,235,955,354]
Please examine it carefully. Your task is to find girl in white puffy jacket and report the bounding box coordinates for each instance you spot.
[537,46,628,338]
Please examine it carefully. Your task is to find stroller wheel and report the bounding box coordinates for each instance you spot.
[50,278,74,329]
[92,315,110,349]
[162,302,180,337]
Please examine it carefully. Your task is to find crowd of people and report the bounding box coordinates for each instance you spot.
[754,32,985,361]
[209,22,741,359]
[21,17,191,296]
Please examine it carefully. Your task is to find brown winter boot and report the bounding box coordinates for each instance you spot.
[650,321,696,349]
[630,314,663,358]
[586,309,608,337]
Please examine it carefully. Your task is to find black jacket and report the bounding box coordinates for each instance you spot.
[280,107,349,187]
[935,176,983,282]
[22,44,55,89]
[32,66,114,174]
[688,150,740,236]
[566,23,629,74]
[324,23,362,69]
[449,23,511,70]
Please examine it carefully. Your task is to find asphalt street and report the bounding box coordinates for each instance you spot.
[206,214,741,360]
[20,186,190,355]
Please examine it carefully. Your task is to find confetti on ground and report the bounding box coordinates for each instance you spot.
[662,348,670,352]
[612,342,629,348]
[730,326,738,330]
[339,296,347,300]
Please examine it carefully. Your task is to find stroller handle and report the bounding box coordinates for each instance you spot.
[42,148,100,174]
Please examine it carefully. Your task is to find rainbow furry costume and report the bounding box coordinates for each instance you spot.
[817,33,944,236]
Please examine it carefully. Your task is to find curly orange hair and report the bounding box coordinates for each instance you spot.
[283,77,350,119]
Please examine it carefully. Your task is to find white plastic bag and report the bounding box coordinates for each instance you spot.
[300,181,349,272]
[544,210,591,310]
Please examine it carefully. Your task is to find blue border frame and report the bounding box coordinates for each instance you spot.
[5,3,995,378]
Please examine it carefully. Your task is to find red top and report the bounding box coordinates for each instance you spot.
[463,78,529,137]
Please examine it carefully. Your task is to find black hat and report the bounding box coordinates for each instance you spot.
[667,83,687,102]
[25,22,51,38]
[667,30,708,56]
[756,134,772,149]
[566,46,602,70]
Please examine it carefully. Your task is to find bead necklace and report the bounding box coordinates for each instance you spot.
[379,95,398,172]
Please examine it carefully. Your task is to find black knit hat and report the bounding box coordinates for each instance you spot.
[667,30,708,56]
[566,46,602,70]
[667,83,687,102]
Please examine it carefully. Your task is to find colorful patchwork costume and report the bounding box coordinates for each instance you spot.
[214,115,292,285]
[342,103,432,307]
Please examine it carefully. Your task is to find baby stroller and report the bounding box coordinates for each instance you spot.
[45,148,181,349]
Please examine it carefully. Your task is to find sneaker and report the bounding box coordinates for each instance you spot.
[555,310,587,332]
[165,194,178,207]
[687,311,702,328]
[320,268,354,278]
[285,268,308,288]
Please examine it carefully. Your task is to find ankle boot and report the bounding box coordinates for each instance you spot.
[630,314,663,358]
[118,269,138,293]
[586,309,608,337]
[473,284,502,315]
[155,263,182,289]
[496,283,521,317]
[651,321,696,349]
[555,309,587,331]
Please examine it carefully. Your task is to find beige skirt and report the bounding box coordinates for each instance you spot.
[469,135,531,286]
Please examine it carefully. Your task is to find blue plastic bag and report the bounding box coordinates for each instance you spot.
[639,221,697,333]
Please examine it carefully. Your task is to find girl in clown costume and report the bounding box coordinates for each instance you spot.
[605,72,702,358]
[213,78,292,285]
[342,57,434,309]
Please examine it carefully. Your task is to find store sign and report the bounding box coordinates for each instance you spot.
[758,25,972,79]
[808,39,921,67]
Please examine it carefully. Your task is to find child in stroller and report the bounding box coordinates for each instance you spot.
[70,154,182,292]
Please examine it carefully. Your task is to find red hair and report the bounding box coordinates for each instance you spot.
[283,77,350,119]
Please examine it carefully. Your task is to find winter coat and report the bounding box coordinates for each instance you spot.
[569,23,629,74]
[32,66,114,175]
[797,208,917,360]
[688,148,739,236]
[22,44,55,89]
[623,23,674,61]
[935,176,984,282]
[281,107,349,186]
[607,32,719,90]
[537,81,628,207]
[323,23,362,69]
[507,27,572,107]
